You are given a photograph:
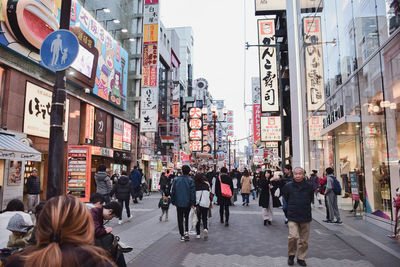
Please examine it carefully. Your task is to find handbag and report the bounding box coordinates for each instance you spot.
[219,176,232,198]
[274,188,280,198]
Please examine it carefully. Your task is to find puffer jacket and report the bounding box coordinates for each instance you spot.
[110,175,134,200]
[282,180,314,223]
[95,172,111,195]
[170,175,196,208]
[26,175,40,194]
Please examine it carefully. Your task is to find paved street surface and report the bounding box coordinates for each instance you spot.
[106,194,400,267]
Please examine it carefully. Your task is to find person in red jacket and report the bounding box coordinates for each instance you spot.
[319,175,331,222]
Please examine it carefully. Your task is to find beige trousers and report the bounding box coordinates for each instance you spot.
[288,221,311,260]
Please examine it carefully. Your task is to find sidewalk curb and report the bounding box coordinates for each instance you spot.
[312,207,400,260]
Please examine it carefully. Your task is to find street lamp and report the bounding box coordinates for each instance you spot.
[207,104,228,172]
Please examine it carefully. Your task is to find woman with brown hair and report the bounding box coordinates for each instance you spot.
[5,195,115,267]
[240,169,252,206]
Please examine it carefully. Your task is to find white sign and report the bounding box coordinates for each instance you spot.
[141,87,159,110]
[265,141,278,148]
[258,19,279,112]
[255,0,322,12]
[304,17,325,111]
[24,82,69,139]
[144,4,159,24]
[260,116,281,141]
[309,116,325,140]
[140,109,158,132]
[252,77,261,104]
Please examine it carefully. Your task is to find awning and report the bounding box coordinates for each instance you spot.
[0,133,42,161]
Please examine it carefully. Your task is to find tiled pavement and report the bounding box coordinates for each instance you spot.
[106,194,400,267]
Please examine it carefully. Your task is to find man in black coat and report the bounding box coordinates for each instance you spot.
[282,167,313,267]
[215,167,234,226]
[110,171,134,224]
[26,168,40,213]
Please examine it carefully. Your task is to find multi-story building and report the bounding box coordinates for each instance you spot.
[285,0,400,228]
[0,0,142,207]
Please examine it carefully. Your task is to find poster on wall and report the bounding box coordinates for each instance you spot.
[258,19,279,112]
[304,17,325,111]
[24,82,69,139]
[122,122,132,151]
[140,109,158,132]
[260,116,281,141]
[113,118,123,150]
[0,1,129,110]
[308,116,325,140]
[7,161,22,186]
[94,109,106,147]
[66,146,91,202]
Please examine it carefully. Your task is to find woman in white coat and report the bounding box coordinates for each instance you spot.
[194,173,211,240]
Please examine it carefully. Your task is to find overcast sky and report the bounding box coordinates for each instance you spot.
[160,0,260,151]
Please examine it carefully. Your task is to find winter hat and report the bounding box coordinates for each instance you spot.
[7,213,33,233]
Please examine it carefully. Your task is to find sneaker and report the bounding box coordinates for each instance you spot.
[159,216,162,222]
[203,229,208,240]
[334,220,343,225]
[196,235,201,239]
[118,220,123,225]
[128,215,133,221]
[242,202,246,206]
[165,217,169,222]
[184,232,190,241]
[180,236,185,242]
[288,255,295,265]
[297,259,307,266]
[323,219,333,223]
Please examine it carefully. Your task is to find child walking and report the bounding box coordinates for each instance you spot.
[158,193,171,222]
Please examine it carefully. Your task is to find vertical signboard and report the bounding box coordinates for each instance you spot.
[85,104,95,142]
[308,116,325,140]
[66,146,91,202]
[304,17,325,111]
[141,0,160,132]
[260,116,281,141]
[94,109,106,147]
[188,107,203,152]
[122,122,132,151]
[258,19,279,112]
[252,77,261,143]
[113,118,123,149]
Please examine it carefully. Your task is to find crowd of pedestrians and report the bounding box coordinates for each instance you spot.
[0,163,346,267]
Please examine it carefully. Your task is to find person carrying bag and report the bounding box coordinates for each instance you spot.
[215,167,234,226]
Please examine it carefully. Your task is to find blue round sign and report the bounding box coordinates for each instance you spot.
[40,30,79,71]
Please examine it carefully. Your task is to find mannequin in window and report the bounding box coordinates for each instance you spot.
[340,157,350,198]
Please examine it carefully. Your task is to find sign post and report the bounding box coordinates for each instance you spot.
[42,0,75,200]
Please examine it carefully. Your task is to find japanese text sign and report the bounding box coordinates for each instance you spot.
[261,116,281,141]
[258,19,279,112]
[304,17,325,111]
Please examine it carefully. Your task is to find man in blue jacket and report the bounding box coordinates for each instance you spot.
[129,166,142,203]
[171,165,196,242]
[283,167,313,267]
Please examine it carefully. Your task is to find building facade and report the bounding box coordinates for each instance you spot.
[291,0,400,225]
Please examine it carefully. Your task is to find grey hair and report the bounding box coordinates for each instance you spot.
[294,167,305,175]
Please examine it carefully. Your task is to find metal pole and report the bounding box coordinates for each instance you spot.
[228,139,231,172]
[277,43,285,172]
[47,0,71,200]
[213,115,217,172]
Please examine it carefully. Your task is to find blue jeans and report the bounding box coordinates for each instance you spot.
[251,190,256,199]
[242,193,250,203]
[282,197,288,218]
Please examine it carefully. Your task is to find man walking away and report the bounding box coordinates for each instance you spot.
[283,167,313,266]
[95,165,112,204]
[110,171,134,224]
[26,168,40,213]
[324,167,342,224]
[171,165,196,242]
[129,166,142,203]
[281,165,294,224]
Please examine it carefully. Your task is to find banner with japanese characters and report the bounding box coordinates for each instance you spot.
[304,17,325,111]
[188,107,203,152]
[141,0,160,132]
[23,82,69,140]
[260,116,281,141]
[258,19,279,112]
[308,116,325,141]
[252,77,261,143]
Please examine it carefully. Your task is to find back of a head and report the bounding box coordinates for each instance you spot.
[98,164,106,172]
[326,167,334,175]
[24,196,111,267]
[182,165,191,175]
[121,171,128,176]
[104,201,122,218]
[4,199,24,212]
[243,168,249,177]
[220,167,228,174]
[90,193,105,205]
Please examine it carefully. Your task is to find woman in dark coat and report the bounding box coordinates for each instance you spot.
[215,167,234,226]
[259,170,274,225]
[270,172,282,208]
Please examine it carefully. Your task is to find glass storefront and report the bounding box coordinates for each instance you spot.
[300,0,400,221]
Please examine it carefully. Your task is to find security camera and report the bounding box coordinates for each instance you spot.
[84,88,90,94]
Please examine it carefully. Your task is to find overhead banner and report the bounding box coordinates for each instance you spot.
[308,116,325,141]
[260,116,281,141]
[304,17,325,111]
[141,0,160,132]
[255,0,323,15]
[252,77,261,143]
[258,19,279,112]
